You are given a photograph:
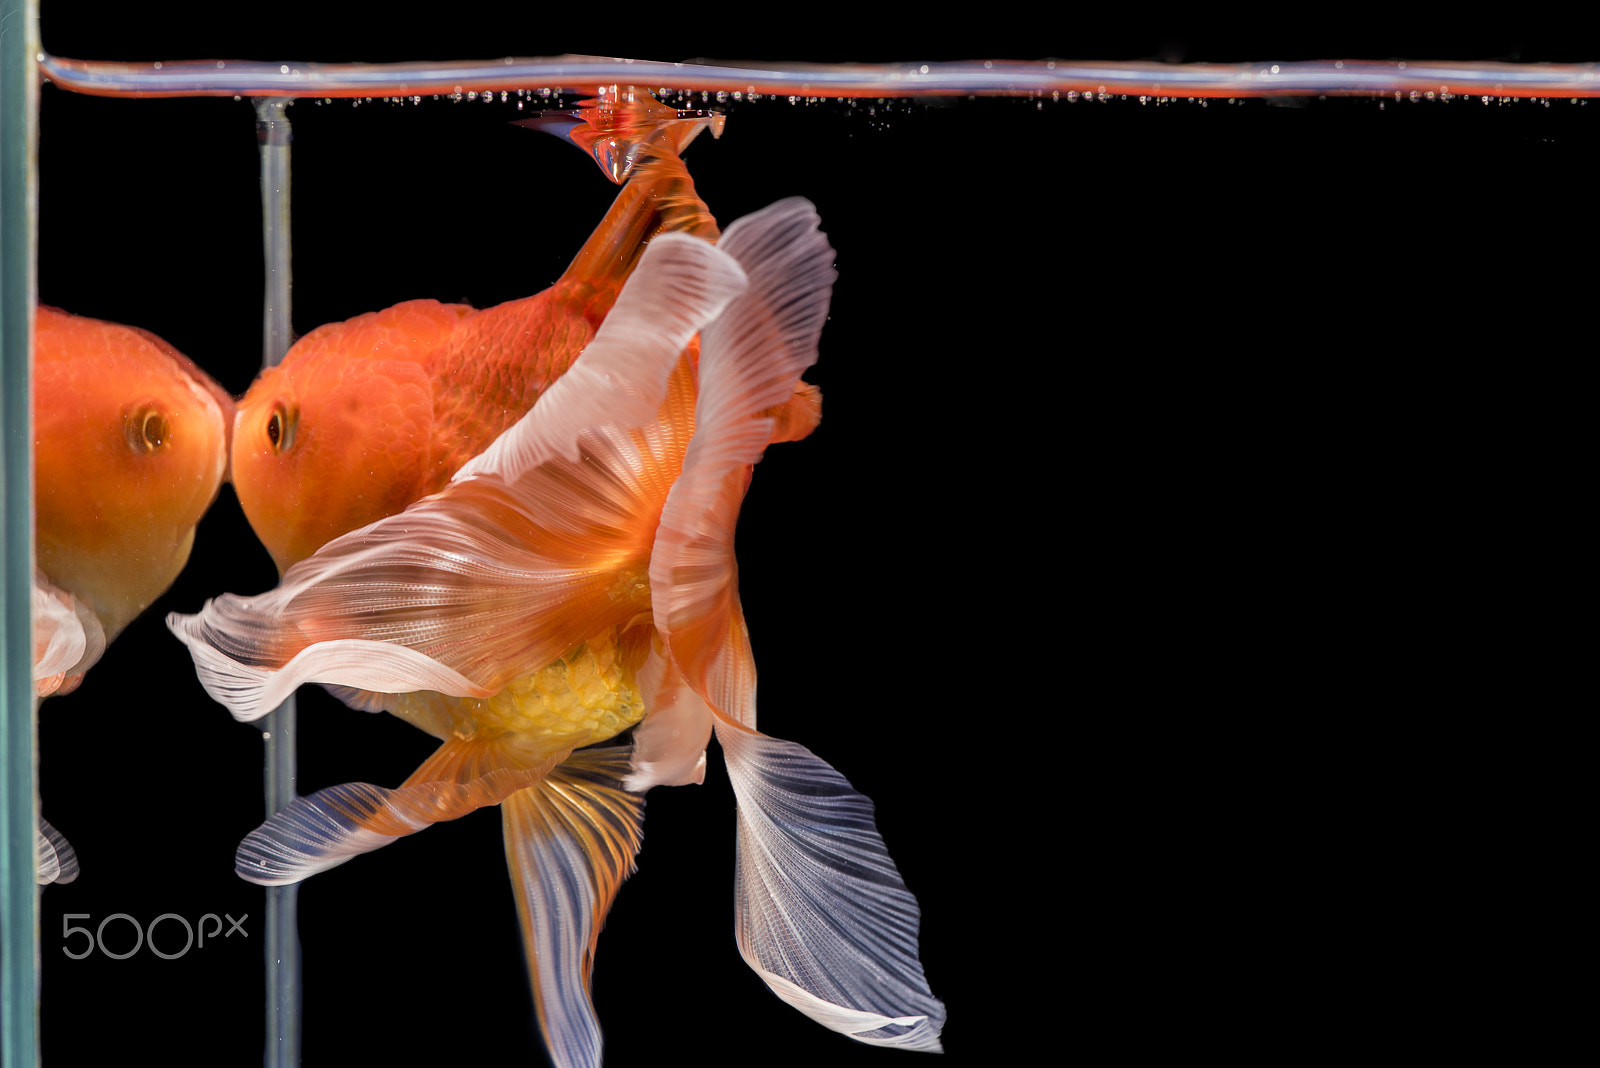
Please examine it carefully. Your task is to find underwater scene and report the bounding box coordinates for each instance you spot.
[20,12,1594,1067]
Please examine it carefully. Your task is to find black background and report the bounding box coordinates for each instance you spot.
[27,10,1591,1067]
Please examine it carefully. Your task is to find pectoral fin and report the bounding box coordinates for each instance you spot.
[503,746,645,1068]
[716,723,945,1052]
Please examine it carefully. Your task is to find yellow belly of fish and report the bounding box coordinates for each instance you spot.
[390,630,644,756]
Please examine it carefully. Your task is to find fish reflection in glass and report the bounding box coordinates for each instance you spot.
[31,305,233,882]
[169,186,944,1063]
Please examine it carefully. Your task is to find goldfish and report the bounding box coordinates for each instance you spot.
[31,304,233,881]
[169,199,944,1063]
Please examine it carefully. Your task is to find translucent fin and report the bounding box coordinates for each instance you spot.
[235,736,570,885]
[37,816,80,886]
[767,381,823,445]
[717,724,945,1051]
[455,231,745,483]
[503,746,646,1068]
[169,234,750,723]
[623,644,714,792]
[650,199,836,725]
[174,629,492,722]
[32,570,104,697]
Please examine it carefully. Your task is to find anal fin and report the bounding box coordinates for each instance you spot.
[503,745,646,1068]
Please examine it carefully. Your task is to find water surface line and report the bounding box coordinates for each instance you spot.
[37,54,1600,100]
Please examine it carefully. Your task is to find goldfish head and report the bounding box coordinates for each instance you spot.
[33,306,233,642]
[231,300,472,574]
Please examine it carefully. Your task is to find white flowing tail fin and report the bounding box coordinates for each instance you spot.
[641,199,944,1047]
[719,725,945,1051]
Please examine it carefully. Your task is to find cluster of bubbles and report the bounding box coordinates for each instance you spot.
[267,81,1592,117]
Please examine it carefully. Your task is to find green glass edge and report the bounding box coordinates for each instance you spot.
[0,1,41,1065]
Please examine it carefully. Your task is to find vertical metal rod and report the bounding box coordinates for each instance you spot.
[0,2,41,1066]
[254,96,300,1068]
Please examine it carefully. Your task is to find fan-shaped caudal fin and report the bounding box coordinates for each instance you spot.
[503,746,646,1068]
[37,816,79,886]
[235,734,572,885]
[169,233,750,724]
[717,724,945,1051]
[650,199,836,726]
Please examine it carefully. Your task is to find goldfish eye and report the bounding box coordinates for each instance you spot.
[266,403,297,455]
[124,405,169,453]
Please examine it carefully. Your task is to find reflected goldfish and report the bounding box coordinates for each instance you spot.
[171,200,944,1063]
[32,304,232,881]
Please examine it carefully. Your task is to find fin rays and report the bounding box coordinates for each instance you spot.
[235,736,571,885]
[169,233,747,722]
[37,817,80,886]
[650,198,837,726]
[504,747,646,1068]
[718,725,946,1051]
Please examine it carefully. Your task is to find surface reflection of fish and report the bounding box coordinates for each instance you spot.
[171,200,944,1064]
[32,305,232,882]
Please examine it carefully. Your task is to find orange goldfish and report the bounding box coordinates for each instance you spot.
[170,200,944,1063]
[31,304,232,881]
